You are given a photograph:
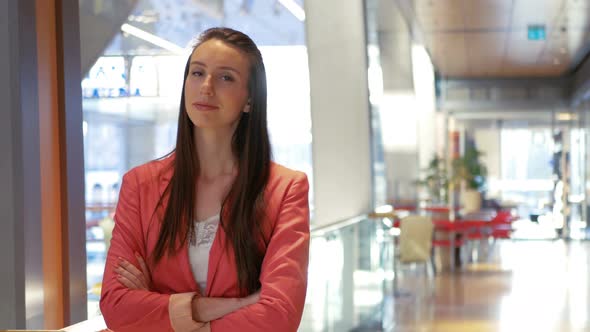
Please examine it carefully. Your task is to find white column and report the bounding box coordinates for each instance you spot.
[413,44,437,175]
[305,0,372,225]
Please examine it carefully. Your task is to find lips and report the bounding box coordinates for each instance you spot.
[192,102,219,111]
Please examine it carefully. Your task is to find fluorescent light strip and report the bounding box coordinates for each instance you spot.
[121,23,185,55]
[278,0,305,21]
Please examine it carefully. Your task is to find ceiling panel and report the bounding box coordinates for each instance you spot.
[567,0,590,10]
[416,8,465,31]
[510,0,566,30]
[465,33,505,75]
[566,5,590,30]
[430,34,467,76]
[463,0,514,11]
[540,31,572,62]
[463,0,512,30]
[427,33,466,54]
[464,32,506,54]
[505,36,546,64]
[539,47,572,66]
[500,65,550,76]
[405,0,590,77]
[413,0,463,12]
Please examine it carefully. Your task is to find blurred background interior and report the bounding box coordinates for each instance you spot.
[3,0,590,331]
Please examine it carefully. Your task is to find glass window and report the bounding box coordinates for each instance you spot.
[499,128,554,224]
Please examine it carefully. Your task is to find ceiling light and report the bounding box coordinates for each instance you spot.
[120,23,185,54]
[556,112,576,121]
[278,0,305,21]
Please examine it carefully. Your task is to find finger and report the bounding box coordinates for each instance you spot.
[118,258,144,279]
[118,258,148,288]
[117,274,141,289]
[115,269,141,289]
[115,265,145,290]
[135,252,151,283]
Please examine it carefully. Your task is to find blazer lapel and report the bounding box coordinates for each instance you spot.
[178,242,200,293]
[205,217,226,296]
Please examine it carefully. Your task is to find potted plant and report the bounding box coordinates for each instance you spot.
[452,146,487,212]
[416,155,449,204]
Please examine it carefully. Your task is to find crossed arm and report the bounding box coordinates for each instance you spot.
[115,253,259,327]
[101,239,259,332]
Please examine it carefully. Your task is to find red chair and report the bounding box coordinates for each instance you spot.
[491,228,512,239]
[488,210,517,253]
[490,210,516,237]
[461,219,492,262]
[431,219,467,272]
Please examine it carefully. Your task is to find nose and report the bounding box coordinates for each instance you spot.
[200,74,214,96]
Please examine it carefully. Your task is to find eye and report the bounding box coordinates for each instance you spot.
[220,74,234,82]
[191,70,204,77]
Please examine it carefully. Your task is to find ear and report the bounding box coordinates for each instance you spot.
[243,99,251,113]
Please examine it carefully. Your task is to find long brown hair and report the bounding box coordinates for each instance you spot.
[152,27,271,295]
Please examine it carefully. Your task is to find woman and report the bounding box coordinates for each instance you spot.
[99,27,310,332]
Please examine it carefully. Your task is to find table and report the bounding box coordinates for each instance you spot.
[62,315,108,332]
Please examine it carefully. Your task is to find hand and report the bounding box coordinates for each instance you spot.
[115,252,152,291]
[243,290,260,306]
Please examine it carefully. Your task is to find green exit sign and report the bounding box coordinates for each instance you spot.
[528,25,546,40]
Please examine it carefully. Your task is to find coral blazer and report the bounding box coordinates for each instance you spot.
[100,155,310,331]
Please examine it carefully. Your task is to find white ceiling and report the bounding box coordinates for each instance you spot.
[399,0,590,77]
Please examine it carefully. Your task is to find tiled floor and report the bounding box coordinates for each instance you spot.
[300,219,590,332]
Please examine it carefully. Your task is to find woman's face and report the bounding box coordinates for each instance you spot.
[184,39,250,132]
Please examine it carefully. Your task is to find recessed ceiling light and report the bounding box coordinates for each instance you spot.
[556,113,576,121]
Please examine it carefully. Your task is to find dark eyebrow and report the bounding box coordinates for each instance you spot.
[190,61,241,75]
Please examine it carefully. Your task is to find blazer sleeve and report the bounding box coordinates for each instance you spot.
[210,172,311,332]
[99,170,198,332]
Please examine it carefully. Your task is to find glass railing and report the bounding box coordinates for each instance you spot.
[300,215,394,332]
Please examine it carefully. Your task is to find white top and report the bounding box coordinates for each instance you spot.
[188,214,220,294]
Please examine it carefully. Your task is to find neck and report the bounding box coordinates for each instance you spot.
[193,128,237,180]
